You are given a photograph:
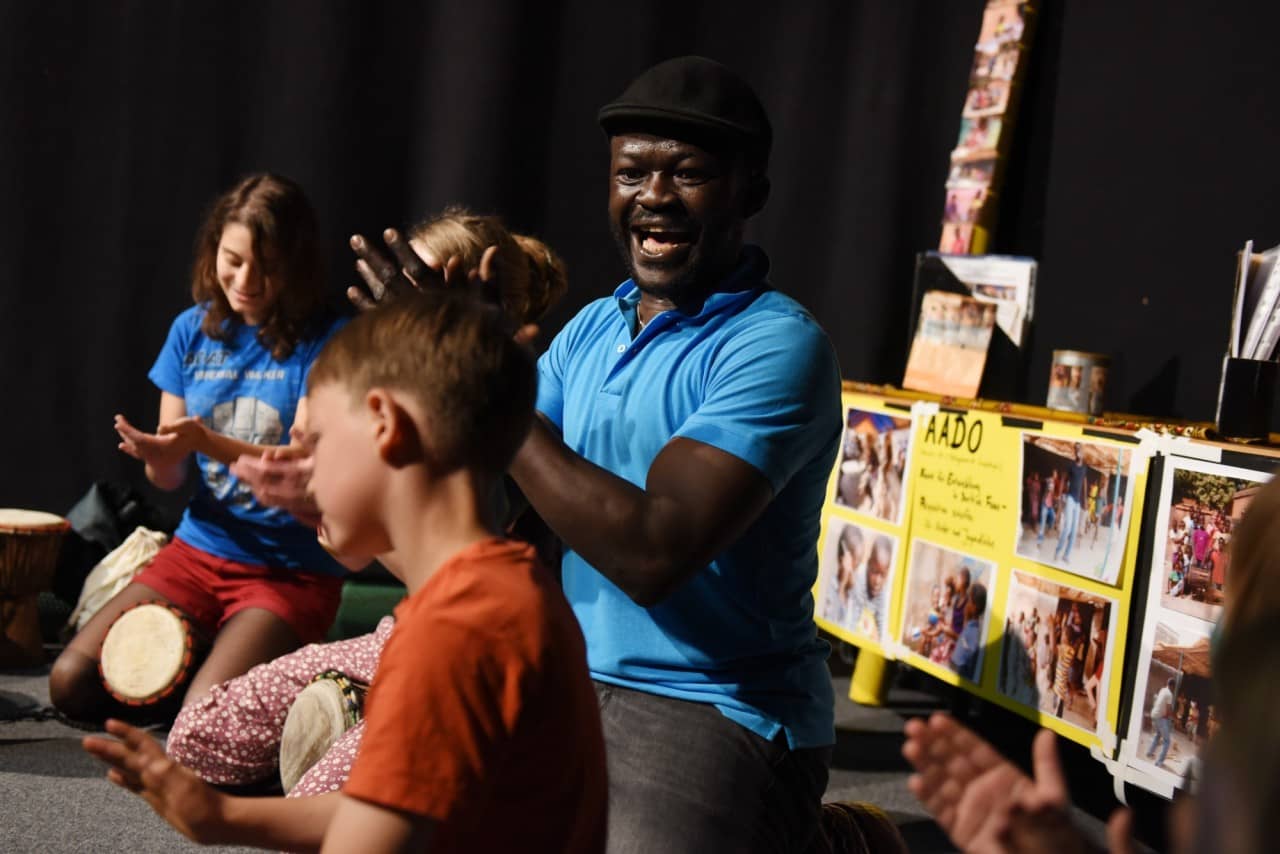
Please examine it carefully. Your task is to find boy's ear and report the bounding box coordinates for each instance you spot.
[365,388,424,468]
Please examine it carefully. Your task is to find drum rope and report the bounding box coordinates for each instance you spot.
[1,703,107,730]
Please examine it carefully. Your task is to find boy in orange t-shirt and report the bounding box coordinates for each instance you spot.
[84,291,607,853]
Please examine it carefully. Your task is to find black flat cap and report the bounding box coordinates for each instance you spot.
[598,56,772,165]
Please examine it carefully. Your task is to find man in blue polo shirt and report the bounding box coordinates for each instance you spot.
[335,55,842,853]
[506,57,843,853]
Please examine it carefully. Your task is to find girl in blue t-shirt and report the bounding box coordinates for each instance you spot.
[50,174,348,723]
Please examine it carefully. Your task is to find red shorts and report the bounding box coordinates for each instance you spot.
[133,537,344,644]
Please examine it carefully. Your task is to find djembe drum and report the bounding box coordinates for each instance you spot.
[0,509,70,667]
[99,600,206,711]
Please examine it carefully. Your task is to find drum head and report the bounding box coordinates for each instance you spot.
[0,509,69,533]
[100,603,191,703]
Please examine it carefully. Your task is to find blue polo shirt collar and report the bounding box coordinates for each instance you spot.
[612,245,772,331]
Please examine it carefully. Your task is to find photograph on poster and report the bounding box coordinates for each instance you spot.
[816,518,898,644]
[899,539,994,684]
[1156,462,1266,624]
[997,570,1115,731]
[1128,619,1216,781]
[1014,435,1135,585]
[833,407,912,526]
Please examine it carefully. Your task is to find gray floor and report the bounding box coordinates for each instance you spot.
[1,653,1127,853]
[0,664,253,853]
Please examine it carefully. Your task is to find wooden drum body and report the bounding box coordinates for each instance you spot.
[0,509,70,667]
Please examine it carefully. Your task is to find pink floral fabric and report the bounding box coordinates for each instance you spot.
[166,616,394,795]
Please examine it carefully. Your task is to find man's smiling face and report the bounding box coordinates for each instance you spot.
[607,133,754,304]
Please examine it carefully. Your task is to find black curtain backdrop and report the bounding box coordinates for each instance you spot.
[3,0,1280,514]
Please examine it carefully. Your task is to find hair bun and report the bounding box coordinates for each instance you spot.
[513,233,568,323]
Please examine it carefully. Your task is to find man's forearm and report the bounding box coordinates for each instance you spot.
[509,420,672,603]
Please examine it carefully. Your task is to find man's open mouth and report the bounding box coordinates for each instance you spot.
[633,227,694,261]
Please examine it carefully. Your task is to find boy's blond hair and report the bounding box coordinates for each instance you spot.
[409,207,568,326]
[308,291,536,476]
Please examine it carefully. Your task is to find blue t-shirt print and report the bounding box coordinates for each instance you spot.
[201,395,284,508]
[148,305,347,575]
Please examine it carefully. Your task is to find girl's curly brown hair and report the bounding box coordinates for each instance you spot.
[190,173,330,360]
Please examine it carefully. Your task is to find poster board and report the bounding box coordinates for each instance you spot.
[877,400,1152,753]
[813,392,917,656]
[813,389,1280,796]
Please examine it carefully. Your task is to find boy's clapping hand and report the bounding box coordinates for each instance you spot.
[231,426,321,527]
[83,719,231,846]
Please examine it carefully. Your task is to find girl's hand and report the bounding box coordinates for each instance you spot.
[157,416,209,456]
[114,414,194,469]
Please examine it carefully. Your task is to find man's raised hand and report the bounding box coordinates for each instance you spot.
[348,228,500,309]
[349,229,428,309]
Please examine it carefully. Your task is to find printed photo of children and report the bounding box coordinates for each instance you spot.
[975,0,1026,50]
[833,407,913,526]
[939,222,975,254]
[816,518,898,645]
[962,78,1010,118]
[943,186,987,225]
[899,540,994,684]
[947,154,996,188]
[1129,619,1215,781]
[955,116,1003,157]
[1157,462,1265,624]
[997,570,1116,731]
[971,42,1021,82]
[973,282,1018,300]
[904,292,997,398]
[1014,435,1135,585]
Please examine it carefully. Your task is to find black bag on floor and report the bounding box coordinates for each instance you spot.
[50,481,180,607]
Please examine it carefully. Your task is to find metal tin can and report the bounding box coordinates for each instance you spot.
[1047,350,1109,416]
